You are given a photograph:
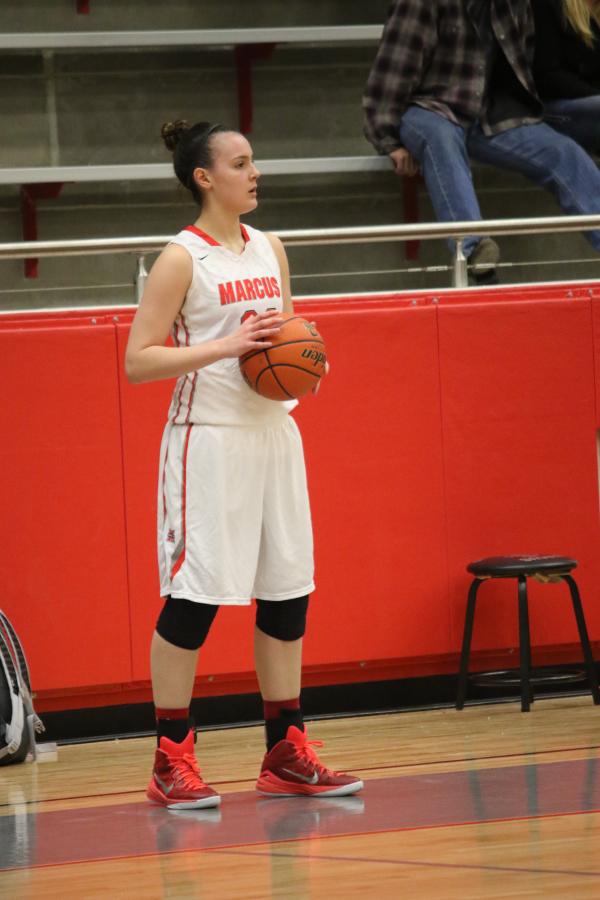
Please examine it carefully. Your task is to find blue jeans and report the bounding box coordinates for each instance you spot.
[398,104,600,255]
[543,94,600,154]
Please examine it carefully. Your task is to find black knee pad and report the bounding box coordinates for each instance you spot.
[255,595,309,641]
[156,597,219,650]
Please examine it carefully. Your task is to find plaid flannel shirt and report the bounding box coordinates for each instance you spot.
[363,0,542,155]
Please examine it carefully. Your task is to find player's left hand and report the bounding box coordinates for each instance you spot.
[312,360,329,395]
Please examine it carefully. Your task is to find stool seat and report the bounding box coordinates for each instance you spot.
[456,554,598,712]
[467,555,577,578]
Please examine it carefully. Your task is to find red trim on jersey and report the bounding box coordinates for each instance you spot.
[179,314,195,423]
[172,315,190,424]
[171,326,186,423]
[184,225,220,246]
[170,423,193,582]
[185,371,198,424]
[184,224,251,246]
[161,427,171,519]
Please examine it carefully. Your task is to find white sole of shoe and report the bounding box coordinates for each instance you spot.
[256,779,364,798]
[164,795,222,810]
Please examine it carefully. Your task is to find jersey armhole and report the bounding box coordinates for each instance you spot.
[168,237,202,304]
[261,231,284,282]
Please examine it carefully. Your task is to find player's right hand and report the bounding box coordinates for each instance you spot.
[389,148,419,177]
[220,311,283,358]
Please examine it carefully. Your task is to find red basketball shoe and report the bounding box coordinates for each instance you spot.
[256,726,363,797]
[147,730,221,810]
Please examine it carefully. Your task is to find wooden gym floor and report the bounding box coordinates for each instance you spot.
[1,695,600,898]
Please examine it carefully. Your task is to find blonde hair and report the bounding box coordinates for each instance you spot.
[562,0,600,46]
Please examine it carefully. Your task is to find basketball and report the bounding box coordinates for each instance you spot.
[240,314,327,400]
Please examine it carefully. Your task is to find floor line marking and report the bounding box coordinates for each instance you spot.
[208,846,600,879]
[2,807,600,874]
[2,744,598,809]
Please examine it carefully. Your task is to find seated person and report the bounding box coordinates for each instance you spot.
[533,0,600,153]
[363,0,600,285]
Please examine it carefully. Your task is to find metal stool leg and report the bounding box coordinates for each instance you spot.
[518,575,532,712]
[562,574,600,705]
[456,578,482,710]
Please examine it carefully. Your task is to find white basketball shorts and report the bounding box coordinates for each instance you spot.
[158,416,315,604]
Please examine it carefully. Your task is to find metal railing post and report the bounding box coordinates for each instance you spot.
[134,254,148,304]
[453,239,468,288]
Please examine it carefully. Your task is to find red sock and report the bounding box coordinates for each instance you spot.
[263,697,300,719]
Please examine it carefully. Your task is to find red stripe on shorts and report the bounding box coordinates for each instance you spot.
[170,423,193,581]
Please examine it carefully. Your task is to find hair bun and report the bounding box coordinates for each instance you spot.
[161,120,190,152]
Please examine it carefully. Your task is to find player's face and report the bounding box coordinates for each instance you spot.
[198,132,261,215]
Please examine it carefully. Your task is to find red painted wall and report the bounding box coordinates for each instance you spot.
[0,319,131,690]
[2,284,600,710]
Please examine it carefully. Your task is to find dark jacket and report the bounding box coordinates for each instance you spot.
[532,0,600,99]
[363,0,542,156]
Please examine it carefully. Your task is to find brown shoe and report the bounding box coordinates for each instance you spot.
[468,237,500,274]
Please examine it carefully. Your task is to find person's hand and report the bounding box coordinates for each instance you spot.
[219,311,283,358]
[312,360,330,395]
[389,148,419,177]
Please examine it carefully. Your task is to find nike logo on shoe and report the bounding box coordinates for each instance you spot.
[281,768,319,784]
[155,775,174,795]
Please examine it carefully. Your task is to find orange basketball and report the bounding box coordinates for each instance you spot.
[240,314,327,400]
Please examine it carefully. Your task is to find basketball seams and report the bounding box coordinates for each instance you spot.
[263,349,294,399]
[240,338,324,364]
[243,353,323,397]
[255,370,290,400]
[268,363,320,379]
[239,314,326,400]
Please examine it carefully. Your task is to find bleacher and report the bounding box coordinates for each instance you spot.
[0,25,383,49]
[0,0,598,307]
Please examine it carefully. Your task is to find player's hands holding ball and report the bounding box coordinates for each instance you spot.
[220,311,283,359]
[239,313,327,400]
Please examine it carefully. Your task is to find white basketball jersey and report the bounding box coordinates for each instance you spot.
[166,223,296,425]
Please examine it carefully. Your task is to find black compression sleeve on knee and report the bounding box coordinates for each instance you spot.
[255,595,309,641]
[156,596,219,650]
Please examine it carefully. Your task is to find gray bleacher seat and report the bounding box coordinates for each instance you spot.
[0,25,383,51]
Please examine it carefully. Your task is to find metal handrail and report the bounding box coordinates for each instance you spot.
[2,213,600,258]
[2,212,600,295]
[0,25,384,51]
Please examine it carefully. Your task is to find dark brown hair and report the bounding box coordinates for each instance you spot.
[161,120,232,204]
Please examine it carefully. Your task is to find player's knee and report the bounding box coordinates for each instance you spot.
[255,595,309,641]
[156,596,218,650]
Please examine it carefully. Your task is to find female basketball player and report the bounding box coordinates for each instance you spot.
[125,120,363,809]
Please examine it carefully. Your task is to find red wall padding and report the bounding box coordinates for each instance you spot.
[294,298,450,666]
[438,293,600,651]
[0,320,131,689]
[2,284,600,703]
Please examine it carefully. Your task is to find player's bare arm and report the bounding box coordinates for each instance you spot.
[265,232,294,314]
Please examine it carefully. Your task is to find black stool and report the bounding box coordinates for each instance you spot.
[456,555,600,712]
